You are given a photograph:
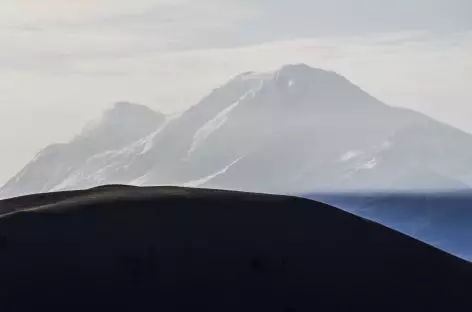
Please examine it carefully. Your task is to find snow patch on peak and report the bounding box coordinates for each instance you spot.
[359,158,378,170]
[183,157,243,188]
[50,172,81,192]
[188,90,254,156]
[140,129,163,155]
[130,173,150,186]
[340,150,363,162]
[139,113,180,155]
[188,103,239,155]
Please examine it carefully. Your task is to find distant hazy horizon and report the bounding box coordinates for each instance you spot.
[1,0,471,185]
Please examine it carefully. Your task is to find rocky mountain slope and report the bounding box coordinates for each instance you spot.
[2,64,472,198]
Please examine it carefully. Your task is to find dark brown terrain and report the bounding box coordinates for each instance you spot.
[0,185,470,311]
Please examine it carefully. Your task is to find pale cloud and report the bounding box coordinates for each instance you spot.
[0,0,182,22]
[0,0,257,68]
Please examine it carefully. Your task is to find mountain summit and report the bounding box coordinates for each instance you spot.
[0,102,165,198]
[78,101,164,146]
[2,64,472,198]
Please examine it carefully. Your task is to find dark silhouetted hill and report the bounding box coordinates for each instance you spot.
[0,186,471,311]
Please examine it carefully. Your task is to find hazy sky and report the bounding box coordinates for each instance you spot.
[1,0,471,184]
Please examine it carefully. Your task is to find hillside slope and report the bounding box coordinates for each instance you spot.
[0,186,471,311]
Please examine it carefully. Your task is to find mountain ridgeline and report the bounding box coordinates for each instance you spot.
[0,186,471,311]
[2,64,472,199]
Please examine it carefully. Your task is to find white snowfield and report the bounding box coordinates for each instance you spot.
[189,100,241,157]
[2,64,472,198]
[340,151,363,162]
[183,157,243,188]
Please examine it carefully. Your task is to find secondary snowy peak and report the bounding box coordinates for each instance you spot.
[72,102,165,158]
[3,64,472,198]
[0,102,166,199]
[78,102,164,144]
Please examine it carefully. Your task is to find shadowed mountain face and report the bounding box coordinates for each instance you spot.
[2,64,472,199]
[0,186,471,312]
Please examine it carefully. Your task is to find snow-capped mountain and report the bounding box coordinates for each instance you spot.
[2,64,472,198]
[0,102,165,198]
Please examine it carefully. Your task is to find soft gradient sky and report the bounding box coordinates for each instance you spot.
[1,0,471,184]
